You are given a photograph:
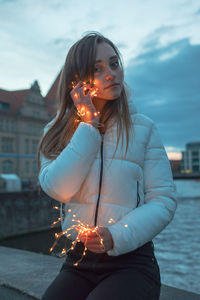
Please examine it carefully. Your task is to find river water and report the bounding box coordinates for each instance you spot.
[153,180,200,295]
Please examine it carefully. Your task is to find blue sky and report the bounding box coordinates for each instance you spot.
[0,0,199,155]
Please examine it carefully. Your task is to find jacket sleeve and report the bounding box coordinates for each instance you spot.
[106,122,177,256]
[38,122,101,202]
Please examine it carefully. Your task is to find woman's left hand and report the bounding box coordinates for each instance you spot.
[79,227,113,254]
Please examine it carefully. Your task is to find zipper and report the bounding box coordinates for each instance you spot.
[136,180,140,208]
[94,133,104,226]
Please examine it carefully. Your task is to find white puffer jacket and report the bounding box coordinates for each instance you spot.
[39,99,177,256]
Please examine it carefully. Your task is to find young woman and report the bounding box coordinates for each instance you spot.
[37,32,177,300]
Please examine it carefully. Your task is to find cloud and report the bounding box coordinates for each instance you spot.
[125,37,200,150]
[195,8,200,15]
[140,25,176,51]
[0,0,199,130]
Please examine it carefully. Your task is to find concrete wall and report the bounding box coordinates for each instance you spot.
[0,190,59,240]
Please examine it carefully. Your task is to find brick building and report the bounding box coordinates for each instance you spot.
[0,79,57,187]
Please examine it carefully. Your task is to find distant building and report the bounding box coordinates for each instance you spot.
[0,79,58,186]
[169,160,181,174]
[181,142,200,173]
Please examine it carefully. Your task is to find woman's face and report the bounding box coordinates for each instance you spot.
[92,42,123,100]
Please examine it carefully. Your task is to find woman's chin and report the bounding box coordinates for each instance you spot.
[95,93,121,101]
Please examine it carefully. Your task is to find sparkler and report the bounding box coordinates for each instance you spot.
[50,206,128,267]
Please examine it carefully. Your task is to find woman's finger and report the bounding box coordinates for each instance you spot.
[81,237,102,245]
[80,234,99,243]
[71,81,82,97]
[79,228,98,237]
[73,82,89,93]
[73,81,83,90]
[80,83,94,99]
[87,244,105,253]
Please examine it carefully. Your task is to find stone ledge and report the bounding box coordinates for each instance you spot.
[0,285,36,300]
[0,246,199,300]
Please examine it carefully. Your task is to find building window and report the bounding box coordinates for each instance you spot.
[33,111,40,117]
[2,160,14,173]
[192,151,199,157]
[5,119,9,131]
[193,166,199,172]
[0,102,10,112]
[25,161,30,173]
[192,158,199,164]
[1,137,14,152]
[10,120,15,132]
[25,139,29,154]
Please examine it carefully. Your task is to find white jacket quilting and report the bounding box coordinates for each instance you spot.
[39,99,177,256]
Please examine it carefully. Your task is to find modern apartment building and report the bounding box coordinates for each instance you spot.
[181,142,200,173]
[0,79,57,186]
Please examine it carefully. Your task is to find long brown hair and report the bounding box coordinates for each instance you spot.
[37,31,133,175]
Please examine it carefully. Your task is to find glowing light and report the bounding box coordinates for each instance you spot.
[71,80,100,120]
[74,93,78,99]
[72,81,76,89]
[50,208,128,267]
[53,206,59,210]
[93,111,100,117]
[51,217,62,227]
[108,218,114,223]
[90,89,97,96]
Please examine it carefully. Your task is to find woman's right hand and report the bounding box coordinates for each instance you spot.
[70,81,100,127]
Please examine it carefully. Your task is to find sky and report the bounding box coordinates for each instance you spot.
[0,0,200,157]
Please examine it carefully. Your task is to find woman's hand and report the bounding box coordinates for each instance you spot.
[70,81,99,126]
[79,226,113,254]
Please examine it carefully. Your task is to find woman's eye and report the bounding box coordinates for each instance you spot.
[111,61,119,68]
[94,66,101,72]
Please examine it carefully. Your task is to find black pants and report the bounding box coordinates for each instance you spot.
[41,240,161,300]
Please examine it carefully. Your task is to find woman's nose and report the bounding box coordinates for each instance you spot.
[105,68,115,81]
[105,74,114,81]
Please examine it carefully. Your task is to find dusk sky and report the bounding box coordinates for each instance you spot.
[0,0,199,156]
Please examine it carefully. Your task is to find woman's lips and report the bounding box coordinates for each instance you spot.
[104,83,119,89]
